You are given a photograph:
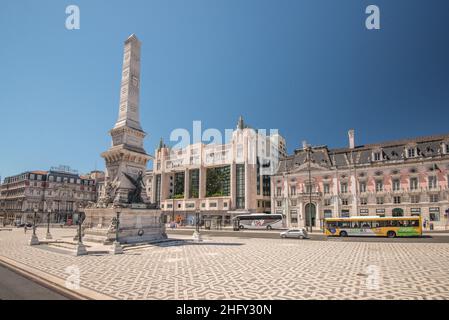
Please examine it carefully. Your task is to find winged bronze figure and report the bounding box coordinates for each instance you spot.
[123,171,145,204]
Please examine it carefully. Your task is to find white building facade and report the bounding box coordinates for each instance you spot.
[150,117,286,226]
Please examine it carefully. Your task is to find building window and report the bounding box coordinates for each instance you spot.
[262,176,271,197]
[392,179,400,191]
[206,165,231,197]
[373,152,382,161]
[342,198,349,206]
[428,176,437,189]
[290,186,296,196]
[341,210,350,218]
[155,174,161,205]
[394,196,401,204]
[410,177,418,190]
[276,187,282,197]
[430,209,440,221]
[305,184,313,194]
[291,199,297,206]
[323,184,330,194]
[376,197,384,205]
[360,198,367,205]
[189,169,199,198]
[290,210,298,224]
[407,148,416,158]
[324,198,331,206]
[340,183,348,194]
[324,210,332,218]
[375,181,383,192]
[392,208,404,217]
[359,182,366,193]
[235,164,245,209]
[430,194,439,203]
[410,195,420,203]
[276,201,282,207]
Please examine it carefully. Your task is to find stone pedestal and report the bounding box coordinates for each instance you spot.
[110,241,124,255]
[83,207,166,244]
[45,232,53,240]
[75,242,88,256]
[29,234,40,246]
[192,231,202,242]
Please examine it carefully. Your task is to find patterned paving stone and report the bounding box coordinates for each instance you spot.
[0,228,449,299]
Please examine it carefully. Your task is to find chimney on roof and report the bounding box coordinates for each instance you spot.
[348,129,355,149]
[302,140,308,150]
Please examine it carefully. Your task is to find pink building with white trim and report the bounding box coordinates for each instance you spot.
[272,130,449,230]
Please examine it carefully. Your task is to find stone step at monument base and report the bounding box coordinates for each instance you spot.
[83,228,114,244]
[83,207,167,245]
[83,227,167,245]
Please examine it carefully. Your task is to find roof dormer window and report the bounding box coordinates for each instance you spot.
[373,151,382,161]
[407,148,416,158]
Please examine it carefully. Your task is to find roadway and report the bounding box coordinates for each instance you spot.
[167,228,449,243]
[0,263,68,300]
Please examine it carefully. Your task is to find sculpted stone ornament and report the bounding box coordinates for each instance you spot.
[102,176,121,205]
[123,171,145,204]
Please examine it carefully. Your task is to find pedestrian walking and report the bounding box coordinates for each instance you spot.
[24,225,27,234]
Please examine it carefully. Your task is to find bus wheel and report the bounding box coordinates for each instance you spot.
[387,231,396,238]
[340,231,348,237]
[267,225,272,230]
[239,225,244,230]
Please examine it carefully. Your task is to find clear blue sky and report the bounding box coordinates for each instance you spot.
[1,0,449,179]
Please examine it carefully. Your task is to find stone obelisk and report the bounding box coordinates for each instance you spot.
[101,34,152,205]
[83,34,166,245]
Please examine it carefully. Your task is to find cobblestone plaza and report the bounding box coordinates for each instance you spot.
[0,228,448,300]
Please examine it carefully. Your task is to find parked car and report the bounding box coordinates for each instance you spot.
[16,223,32,228]
[280,228,309,239]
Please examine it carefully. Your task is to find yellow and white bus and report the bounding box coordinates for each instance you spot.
[323,216,422,238]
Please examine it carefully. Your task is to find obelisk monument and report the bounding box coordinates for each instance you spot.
[101,34,152,205]
[83,34,166,245]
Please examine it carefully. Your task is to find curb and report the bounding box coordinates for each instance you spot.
[0,255,116,300]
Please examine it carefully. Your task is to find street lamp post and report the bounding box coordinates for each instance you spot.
[74,204,87,256]
[171,170,176,223]
[193,208,202,242]
[110,206,123,254]
[29,208,40,245]
[45,209,52,240]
